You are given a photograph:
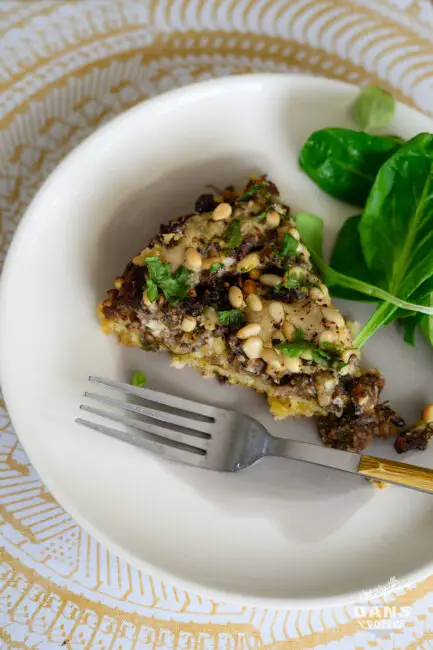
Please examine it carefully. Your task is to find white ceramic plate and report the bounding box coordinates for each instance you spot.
[1,74,433,608]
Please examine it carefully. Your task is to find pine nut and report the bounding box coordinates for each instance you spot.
[237,323,261,339]
[283,321,295,340]
[202,306,219,329]
[202,256,222,270]
[288,265,305,277]
[266,211,280,228]
[246,294,263,312]
[422,404,433,423]
[288,228,300,241]
[322,307,345,327]
[185,248,202,270]
[262,349,284,371]
[297,244,310,260]
[228,286,244,309]
[309,285,331,303]
[181,316,197,332]
[237,252,260,273]
[260,273,282,287]
[142,292,152,307]
[242,336,263,359]
[284,356,302,373]
[319,329,337,345]
[269,301,284,323]
[341,348,360,364]
[212,202,232,221]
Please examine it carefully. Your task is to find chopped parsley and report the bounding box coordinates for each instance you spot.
[210,262,224,273]
[238,181,272,203]
[145,257,192,303]
[145,277,159,302]
[283,276,302,289]
[294,327,305,340]
[280,232,298,258]
[276,341,331,367]
[218,309,244,326]
[275,328,333,367]
[131,371,147,387]
[223,219,242,249]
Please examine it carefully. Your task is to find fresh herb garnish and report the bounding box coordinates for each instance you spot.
[145,277,159,302]
[351,85,395,133]
[210,262,224,273]
[223,219,242,248]
[280,232,298,258]
[275,340,331,367]
[218,309,244,326]
[238,181,270,202]
[253,210,268,221]
[294,327,305,340]
[145,257,192,303]
[131,371,147,387]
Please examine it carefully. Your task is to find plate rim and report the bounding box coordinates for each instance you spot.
[1,72,433,609]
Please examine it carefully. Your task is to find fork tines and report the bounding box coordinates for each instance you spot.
[76,376,215,466]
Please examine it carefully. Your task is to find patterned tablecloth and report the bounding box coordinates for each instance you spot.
[2,1,433,648]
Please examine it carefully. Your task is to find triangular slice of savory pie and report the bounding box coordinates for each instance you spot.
[99,177,402,450]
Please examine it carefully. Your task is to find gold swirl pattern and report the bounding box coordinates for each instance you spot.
[1,1,433,648]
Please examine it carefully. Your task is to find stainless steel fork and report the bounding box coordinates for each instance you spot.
[77,376,433,493]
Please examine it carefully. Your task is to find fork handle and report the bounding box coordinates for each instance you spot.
[268,437,433,494]
[358,455,433,492]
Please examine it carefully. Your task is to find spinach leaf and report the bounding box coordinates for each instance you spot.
[329,215,375,302]
[218,309,244,326]
[145,257,192,303]
[294,213,324,258]
[360,133,433,298]
[295,213,433,320]
[421,303,433,346]
[351,85,395,133]
[299,128,400,206]
[355,134,433,346]
[400,314,421,346]
[223,219,242,248]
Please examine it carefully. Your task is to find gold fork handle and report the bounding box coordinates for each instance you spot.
[359,455,433,492]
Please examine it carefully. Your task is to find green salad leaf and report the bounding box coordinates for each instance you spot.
[299,128,400,206]
[145,257,192,303]
[295,213,433,321]
[351,85,395,133]
[356,134,433,345]
[421,298,433,346]
[329,215,375,302]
